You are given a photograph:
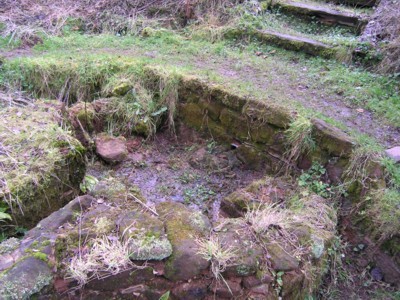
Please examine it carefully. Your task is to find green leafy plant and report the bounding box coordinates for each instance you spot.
[0,206,12,222]
[159,291,170,300]
[80,175,99,193]
[272,270,285,296]
[298,163,333,198]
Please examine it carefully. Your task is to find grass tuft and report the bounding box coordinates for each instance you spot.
[366,189,400,242]
[66,235,134,287]
[196,235,237,282]
[285,114,315,166]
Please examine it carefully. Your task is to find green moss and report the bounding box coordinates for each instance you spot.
[0,102,86,228]
[129,234,172,261]
[179,103,204,130]
[236,264,253,276]
[32,252,48,262]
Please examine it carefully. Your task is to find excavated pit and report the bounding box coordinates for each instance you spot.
[0,73,399,299]
[87,126,266,221]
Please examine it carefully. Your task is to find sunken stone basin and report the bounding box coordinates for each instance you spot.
[0,137,337,299]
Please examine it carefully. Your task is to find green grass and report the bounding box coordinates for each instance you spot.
[0,35,22,50]
[285,114,315,163]
[366,189,400,240]
[2,29,399,128]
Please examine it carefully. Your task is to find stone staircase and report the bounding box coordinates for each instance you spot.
[256,0,377,62]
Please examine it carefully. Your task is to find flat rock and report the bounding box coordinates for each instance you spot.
[95,134,128,163]
[171,280,208,300]
[0,257,53,299]
[312,118,355,157]
[385,146,400,163]
[256,30,335,58]
[276,1,364,28]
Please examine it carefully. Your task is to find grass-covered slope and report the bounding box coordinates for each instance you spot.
[1,30,399,140]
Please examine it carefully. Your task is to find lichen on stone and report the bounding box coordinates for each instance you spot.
[0,238,20,255]
[128,234,172,261]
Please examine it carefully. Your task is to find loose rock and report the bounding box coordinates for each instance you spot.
[95,134,128,163]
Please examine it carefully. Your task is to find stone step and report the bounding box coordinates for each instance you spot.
[254,29,338,58]
[272,1,368,31]
[325,0,377,8]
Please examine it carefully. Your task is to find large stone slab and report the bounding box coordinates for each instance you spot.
[0,257,53,299]
[255,30,337,58]
[275,1,367,29]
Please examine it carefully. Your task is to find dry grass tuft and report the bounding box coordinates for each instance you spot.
[66,235,134,287]
[0,0,240,44]
[244,203,290,235]
[363,0,400,74]
[196,235,237,281]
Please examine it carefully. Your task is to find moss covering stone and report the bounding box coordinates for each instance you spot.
[0,257,53,299]
[215,219,264,277]
[0,238,20,255]
[117,211,172,261]
[157,202,211,281]
[221,176,296,217]
[311,118,355,157]
[0,101,86,228]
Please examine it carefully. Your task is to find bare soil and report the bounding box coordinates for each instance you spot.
[86,124,265,223]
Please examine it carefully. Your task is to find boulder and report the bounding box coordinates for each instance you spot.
[266,242,299,271]
[95,134,128,163]
[157,202,211,281]
[215,219,264,277]
[221,176,295,217]
[117,211,172,261]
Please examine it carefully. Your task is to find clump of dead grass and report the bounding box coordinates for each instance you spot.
[66,235,134,287]
[363,0,400,74]
[196,235,237,281]
[0,0,241,46]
